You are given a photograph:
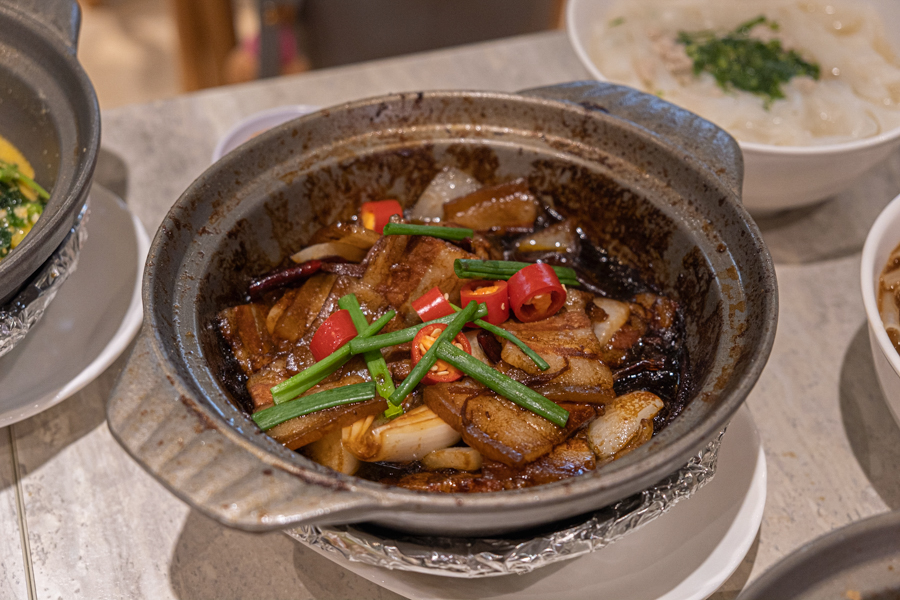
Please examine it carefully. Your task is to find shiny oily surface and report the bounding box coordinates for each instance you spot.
[218,198,689,492]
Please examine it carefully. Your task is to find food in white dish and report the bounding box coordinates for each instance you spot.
[878,240,900,354]
[589,0,900,146]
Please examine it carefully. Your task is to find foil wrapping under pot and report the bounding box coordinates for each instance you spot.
[0,202,88,358]
[287,428,723,577]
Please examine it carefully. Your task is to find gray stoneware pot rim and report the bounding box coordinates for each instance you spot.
[0,0,100,305]
[109,82,777,535]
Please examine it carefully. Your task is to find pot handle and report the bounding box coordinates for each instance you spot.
[106,331,380,532]
[13,0,81,52]
[520,81,744,200]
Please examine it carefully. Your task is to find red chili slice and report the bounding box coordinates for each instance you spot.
[310,309,358,361]
[411,286,455,322]
[508,263,566,322]
[411,323,472,384]
[460,280,509,326]
[360,199,403,234]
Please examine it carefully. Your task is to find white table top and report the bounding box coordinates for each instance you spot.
[2,30,899,599]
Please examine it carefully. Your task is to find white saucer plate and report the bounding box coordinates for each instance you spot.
[0,184,149,426]
[212,104,319,163]
[303,404,766,600]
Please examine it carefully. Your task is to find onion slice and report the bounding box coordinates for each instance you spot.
[591,297,631,346]
[291,241,367,264]
[587,391,663,462]
[410,167,481,221]
[342,405,461,462]
[422,447,483,471]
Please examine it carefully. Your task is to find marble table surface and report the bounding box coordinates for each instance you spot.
[2,30,899,599]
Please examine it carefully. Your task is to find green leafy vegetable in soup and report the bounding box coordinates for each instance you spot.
[678,16,820,107]
[0,136,50,261]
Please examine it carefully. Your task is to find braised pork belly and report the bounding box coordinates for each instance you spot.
[216,171,687,492]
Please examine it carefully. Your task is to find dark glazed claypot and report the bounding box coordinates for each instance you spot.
[0,0,100,305]
[107,81,777,536]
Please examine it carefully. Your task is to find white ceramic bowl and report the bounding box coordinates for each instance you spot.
[566,0,900,213]
[212,104,319,163]
[860,191,900,431]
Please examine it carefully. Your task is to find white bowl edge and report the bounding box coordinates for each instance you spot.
[860,191,900,427]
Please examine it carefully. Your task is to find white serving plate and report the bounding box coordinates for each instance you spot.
[212,104,319,163]
[301,404,766,600]
[0,184,148,426]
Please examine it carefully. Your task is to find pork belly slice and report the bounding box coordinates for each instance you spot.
[498,310,615,391]
[361,233,476,325]
[260,375,387,450]
[267,272,337,347]
[241,234,475,407]
[481,437,596,488]
[218,272,337,382]
[442,179,538,234]
[423,381,599,468]
[392,438,596,492]
[246,354,369,410]
[217,303,275,375]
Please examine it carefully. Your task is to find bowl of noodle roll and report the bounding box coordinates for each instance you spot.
[567,0,900,213]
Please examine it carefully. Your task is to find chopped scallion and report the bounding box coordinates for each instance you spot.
[349,303,488,355]
[270,309,395,404]
[253,382,377,430]
[454,259,579,286]
[389,301,479,405]
[339,294,398,411]
[382,222,474,241]
[435,341,568,428]
[449,302,549,371]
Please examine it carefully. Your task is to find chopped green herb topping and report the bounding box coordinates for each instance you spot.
[678,16,820,107]
[0,160,47,260]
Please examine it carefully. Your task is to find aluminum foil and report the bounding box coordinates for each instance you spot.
[287,428,725,577]
[0,202,89,358]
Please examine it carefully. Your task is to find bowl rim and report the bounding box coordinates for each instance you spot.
[564,0,900,156]
[211,104,320,163]
[860,191,900,376]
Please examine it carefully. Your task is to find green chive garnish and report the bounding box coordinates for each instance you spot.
[0,160,50,200]
[454,259,580,286]
[270,309,395,404]
[389,301,479,405]
[435,341,568,428]
[253,382,377,431]
[339,294,399,416]
[382,222,473,241]
[348,304,488,355]
[449,302,549,371]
